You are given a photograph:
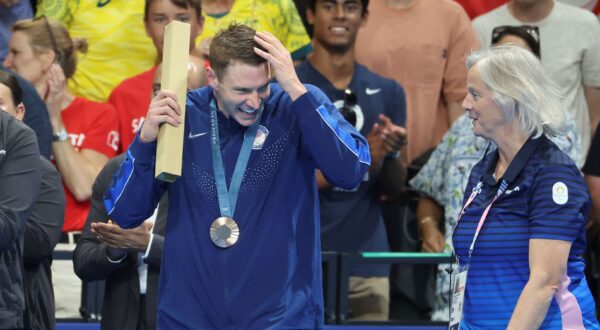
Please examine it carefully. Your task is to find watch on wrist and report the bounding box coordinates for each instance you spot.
[52,128,68,142]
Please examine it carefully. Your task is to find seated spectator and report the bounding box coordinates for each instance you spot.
[4,18,119,232]
[410,26,580,321]
[74,153,168,330]
[0,85,41,330]
[195,0,312,61]
[109,0,203,152]
[0,70,65,330]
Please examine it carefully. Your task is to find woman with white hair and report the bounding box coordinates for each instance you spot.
[451,45,599,329]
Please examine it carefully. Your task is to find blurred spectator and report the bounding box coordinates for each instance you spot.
[584,123,600,315]
[472,0,600,165]
[411,28,580,321]
[0,90,41,329]
[195,0,312,61]
[296,0,407,320]
[1,65,52,159]
[109,0,203,152]
[0,0,32,63]
[353,0,477,320]
[355,0,478,163]
[74,154,168,330]
[0,70,65,330]
[585,123,600,231]
[4,17,118,319]
[456,0,600,19]
[36,0,156,102]
[4,18,118,233]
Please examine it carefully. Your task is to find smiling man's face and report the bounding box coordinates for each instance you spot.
[209,61,271,127]
[308,0,367,53]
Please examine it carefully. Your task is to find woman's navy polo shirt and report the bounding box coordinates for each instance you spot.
[453,136,598,329]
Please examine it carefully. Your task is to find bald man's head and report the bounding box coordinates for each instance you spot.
[152,55,207,99]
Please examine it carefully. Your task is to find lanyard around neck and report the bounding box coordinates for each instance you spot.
[457,179,508,261]
[209,99,263,218]
[454,136,543,264]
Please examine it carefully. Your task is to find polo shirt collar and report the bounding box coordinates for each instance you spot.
[480,136,544,186]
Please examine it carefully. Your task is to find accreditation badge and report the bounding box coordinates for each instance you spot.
[448,265,469,330]
[210,217,240,248]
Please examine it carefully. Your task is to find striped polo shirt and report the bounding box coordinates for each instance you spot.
[453,136,599,329]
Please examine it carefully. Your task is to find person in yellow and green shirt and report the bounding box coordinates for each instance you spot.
[196,0,312,61]
[36,0,157,102]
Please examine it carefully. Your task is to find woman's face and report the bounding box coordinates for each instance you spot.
[462,64,511,140]
[3,31,48,85]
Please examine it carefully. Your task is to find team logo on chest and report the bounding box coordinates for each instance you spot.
[252,125,269,150]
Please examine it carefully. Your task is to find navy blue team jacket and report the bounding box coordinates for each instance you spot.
[104,84,370,329]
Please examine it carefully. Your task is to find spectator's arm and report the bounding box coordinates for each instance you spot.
[52,139,109,201]
[417,197,445,253]
[379,156,406,199]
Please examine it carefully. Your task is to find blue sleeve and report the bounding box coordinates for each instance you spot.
[103,135,167,229]
[528,165,589,242]
[292,85,370,189]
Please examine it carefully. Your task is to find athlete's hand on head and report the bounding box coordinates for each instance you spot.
[253,31,307,101]
[140,90,182,143]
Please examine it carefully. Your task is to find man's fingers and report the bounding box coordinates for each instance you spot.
[152,92,181,115]
[253,47,273,62]
[378,114,392,126]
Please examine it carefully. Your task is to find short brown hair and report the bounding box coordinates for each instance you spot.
[208,23,267,79]
[144,0,202,21]
[12,18,87,79]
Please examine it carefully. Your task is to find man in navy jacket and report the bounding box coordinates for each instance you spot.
[104,23,370,329]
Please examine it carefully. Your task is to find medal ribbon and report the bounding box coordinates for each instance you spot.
[210,98,263,218]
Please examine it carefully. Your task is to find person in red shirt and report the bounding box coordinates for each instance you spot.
[109,0,204,152]
[455,0,600,19]
[4,18,118,232]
